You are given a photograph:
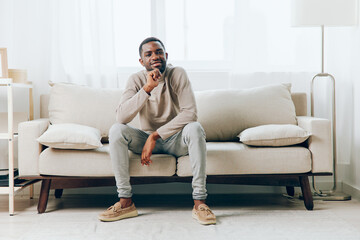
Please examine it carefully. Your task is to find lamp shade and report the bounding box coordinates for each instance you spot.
[292,0,358,26]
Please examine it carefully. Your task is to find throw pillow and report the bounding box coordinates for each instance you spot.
[238,124,311,147]
[48,82,128,138]
[37,123,103,149]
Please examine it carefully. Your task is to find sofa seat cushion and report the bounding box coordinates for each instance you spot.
[177,142,311,176]
[38,144,176,177]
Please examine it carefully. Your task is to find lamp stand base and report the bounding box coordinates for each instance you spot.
[299,192,351,201]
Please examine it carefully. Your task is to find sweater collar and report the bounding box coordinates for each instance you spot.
[158,64,171,82]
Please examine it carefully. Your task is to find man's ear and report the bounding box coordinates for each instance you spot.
[165,53,168,60]
[139,58,144,66]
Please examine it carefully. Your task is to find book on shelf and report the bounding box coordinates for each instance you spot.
[0,168,27,187]
[0,178,28,187]
[0,168,19,180]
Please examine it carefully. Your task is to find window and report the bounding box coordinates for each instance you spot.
[112,0,318,72]
[165,0,235,62]
[51,0,320,74]
[111,0,235,69]
[114,0,151,67]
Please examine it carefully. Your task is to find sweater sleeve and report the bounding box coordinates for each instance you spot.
[116,74,150,124]
[156,67,198,139]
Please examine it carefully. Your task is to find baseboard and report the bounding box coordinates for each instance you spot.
[309,180,360,200]
[342,182,360,200]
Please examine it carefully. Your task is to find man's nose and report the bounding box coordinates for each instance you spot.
[151,53,160,60]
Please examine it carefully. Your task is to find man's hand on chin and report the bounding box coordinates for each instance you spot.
[141,131,161,166]
[143,69,161,94]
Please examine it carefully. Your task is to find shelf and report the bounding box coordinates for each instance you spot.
[13,83,33,89]
[0,78,33,88]
[0,134,18,140]
[0,179,39,194]
[1,77,35,215]
[0,187,22,194]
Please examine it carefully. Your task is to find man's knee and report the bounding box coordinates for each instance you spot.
[109,123,129,141]
[183,122,206,139]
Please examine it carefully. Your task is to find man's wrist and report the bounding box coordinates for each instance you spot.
[150,131,161,140]
[143,84,153,94]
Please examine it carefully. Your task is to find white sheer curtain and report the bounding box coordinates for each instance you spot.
[49,0,151,88]
[49,0,119,87]
[7,0,321,88]
[9,0,150,88]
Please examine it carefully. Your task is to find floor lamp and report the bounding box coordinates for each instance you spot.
[292,0,358,200]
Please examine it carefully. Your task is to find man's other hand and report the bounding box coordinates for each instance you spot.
[141,132,161,166]
[143,69,161,94]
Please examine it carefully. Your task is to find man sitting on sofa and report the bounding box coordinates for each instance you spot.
[98,37,216,225]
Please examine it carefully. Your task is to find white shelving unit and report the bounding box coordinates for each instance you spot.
[0,78,36,215]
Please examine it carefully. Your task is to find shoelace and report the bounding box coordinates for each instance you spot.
[106,205,114,211]
[199,207,213,216]
[107,205,120,213]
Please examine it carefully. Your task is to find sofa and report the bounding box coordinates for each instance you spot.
[18,82,332,213]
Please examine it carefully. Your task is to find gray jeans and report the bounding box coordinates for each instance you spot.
[109,122,208,200]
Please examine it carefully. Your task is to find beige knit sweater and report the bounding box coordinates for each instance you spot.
[116,64,197,140]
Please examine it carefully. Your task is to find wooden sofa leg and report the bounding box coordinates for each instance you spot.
[299,176,314,210]
[286,186,295,196]
[55,189,63,199]
[38,179,51,214]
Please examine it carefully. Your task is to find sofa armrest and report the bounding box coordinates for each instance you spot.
[297,116,333,173]
[18,118,50,176]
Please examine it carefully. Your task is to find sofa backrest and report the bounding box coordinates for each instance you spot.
[195,84,297,141]
[291,92,307,117]
[41,83,307,141]
[41,92,307,119]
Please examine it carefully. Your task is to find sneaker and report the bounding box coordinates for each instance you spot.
[192,204,216,225]
[98,202,138,222]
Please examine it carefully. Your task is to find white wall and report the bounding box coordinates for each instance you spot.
[326,25,360,192]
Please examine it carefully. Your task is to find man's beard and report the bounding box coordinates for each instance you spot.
[148,60,167,73]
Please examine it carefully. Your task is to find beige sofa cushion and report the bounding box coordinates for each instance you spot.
[48,83,123,137]
[238,124,311,147]
[37,123,102,149]
[195,83,297,141]
[177,142,311,176]
[38,144,176,177]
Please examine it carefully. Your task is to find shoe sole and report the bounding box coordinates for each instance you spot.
[99,209,138,222]
[192,212,216,225]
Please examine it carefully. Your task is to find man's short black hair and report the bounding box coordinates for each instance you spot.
[139,37,166,57]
